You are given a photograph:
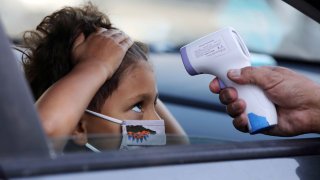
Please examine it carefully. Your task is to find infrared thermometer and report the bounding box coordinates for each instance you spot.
[180,27,277,134]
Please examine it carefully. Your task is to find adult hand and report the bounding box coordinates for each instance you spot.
[72,28,133,80]
[209,66,320,136]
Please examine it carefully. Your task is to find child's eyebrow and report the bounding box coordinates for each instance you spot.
[128,92,159,103]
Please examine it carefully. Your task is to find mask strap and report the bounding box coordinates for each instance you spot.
[85,143,101,153]
[85,109,124,125]
[84,110,125,153]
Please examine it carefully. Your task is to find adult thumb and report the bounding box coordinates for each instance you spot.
[227,66,278,90]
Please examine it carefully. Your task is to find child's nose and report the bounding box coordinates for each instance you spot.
[144,110,161,120]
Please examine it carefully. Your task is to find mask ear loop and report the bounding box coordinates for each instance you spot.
[84,109,125,152]
[85,109,124,125]
[85,142,101,153]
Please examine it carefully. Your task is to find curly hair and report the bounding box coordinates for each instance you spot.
[22,3,149,112]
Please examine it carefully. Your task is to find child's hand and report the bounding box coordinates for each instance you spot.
[72,28,133,79]
[38,28,132,137]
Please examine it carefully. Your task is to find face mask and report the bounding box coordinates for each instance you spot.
[84,109,166,152]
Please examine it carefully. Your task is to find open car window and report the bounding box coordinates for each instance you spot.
[0,0,320,179]
[1,0,319,152]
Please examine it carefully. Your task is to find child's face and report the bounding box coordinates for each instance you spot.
[85,60,160,135]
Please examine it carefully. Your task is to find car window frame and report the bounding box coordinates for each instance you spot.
[1,0,320,178]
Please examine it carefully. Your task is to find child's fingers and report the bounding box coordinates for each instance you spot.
[92,28,119,39]
[96,28,131,46]
[72,33,85,50]
[119,37,134,50]
[110,31,128,43]
[99,28,122,37]
[96,27,108,34]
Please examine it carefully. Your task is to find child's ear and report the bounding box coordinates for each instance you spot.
[72,118,88,146]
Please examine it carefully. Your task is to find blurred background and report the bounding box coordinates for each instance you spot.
[1,0,320,61]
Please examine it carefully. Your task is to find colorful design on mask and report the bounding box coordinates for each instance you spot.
[126,125,156,143]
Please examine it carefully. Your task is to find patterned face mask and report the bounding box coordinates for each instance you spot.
[85,110,166,152]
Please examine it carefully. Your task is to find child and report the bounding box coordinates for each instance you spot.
[22,4,186,150]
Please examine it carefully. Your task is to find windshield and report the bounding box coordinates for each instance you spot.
[1,0,320,62]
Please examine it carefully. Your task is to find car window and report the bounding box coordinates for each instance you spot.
[1,2,320,179]
[1,0,320,155]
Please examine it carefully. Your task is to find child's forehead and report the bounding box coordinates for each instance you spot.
[102,60,157,108]
[125,60,153,74]
[117,61,156,92]
[126,61,154,79]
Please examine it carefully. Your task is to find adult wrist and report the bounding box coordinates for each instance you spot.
[311,84,320,133]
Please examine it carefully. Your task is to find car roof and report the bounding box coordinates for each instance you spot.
[283,0,320,23]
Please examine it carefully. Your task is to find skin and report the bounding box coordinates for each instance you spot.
[209,66,320,136]
[83,61,164,135]
[77,61,187,148]
[36,28,187,148]
[37,28,132,138]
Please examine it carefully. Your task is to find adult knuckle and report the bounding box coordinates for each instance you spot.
[226,104,237,118]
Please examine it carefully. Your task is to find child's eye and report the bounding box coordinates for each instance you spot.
[132,103,143,113]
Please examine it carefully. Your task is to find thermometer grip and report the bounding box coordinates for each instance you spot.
[220,79,277,134]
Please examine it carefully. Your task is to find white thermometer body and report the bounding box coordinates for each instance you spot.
[180,27,277,134]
